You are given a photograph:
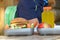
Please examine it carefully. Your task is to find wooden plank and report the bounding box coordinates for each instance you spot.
[4,0,14,6]
[0,7,5,35]
[14,0,18,5]
[0,0,4,6]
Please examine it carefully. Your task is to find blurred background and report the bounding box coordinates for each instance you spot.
[0,0,18,35]
[0,0,60,35]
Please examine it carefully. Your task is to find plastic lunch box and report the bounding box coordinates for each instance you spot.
[38,25,60,35]
[4,28,34,36]
[4,6,34,36]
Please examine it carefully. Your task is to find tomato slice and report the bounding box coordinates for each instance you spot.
[38,23,44,28]
[27,23,31,28]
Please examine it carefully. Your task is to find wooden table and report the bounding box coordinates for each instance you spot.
[0,35,60,40]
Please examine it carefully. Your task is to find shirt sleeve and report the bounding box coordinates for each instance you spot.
[43,0,48,6]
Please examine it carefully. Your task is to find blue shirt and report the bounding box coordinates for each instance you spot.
[15,0,48,23]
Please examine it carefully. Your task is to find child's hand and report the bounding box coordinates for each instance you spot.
[28,18,39,27]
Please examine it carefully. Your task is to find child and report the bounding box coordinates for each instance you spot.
[15,0,44,23]
[15,0,55,23]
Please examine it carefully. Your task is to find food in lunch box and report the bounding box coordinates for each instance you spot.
[10,18,28,29]
[27,23,34,28]
[5,18,35,30]
[31,23,34,28]
[10,18,36,29]
[10,23,34,29]
[11,18,28,24]
[10,23,27,29]
[38,22,51,28]
[8,18,35,29]
[27,23,31,28]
